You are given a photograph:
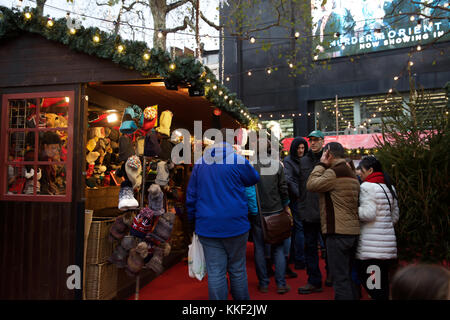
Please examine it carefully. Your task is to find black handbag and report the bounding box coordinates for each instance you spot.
[255,184,293,244]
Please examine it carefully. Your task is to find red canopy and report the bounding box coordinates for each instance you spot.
[282,133,383,151]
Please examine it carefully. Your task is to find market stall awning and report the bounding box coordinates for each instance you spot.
[282,133,383,151]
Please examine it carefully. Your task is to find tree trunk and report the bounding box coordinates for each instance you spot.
[36,0,46,17]
[150,0,168,49]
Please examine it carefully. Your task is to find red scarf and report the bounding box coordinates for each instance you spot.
[364,171,385,184]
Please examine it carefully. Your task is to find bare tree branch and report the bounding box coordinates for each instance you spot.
[166,0,191,13]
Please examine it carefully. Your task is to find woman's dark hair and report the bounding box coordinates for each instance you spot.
[360,155,397,200]
[391,264,450,300]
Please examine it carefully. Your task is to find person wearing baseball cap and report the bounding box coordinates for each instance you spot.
[297,129,331,294]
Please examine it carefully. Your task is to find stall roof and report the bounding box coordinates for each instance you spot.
[0,6,251,127]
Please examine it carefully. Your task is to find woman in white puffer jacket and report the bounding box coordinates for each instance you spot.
[356,156,399,300]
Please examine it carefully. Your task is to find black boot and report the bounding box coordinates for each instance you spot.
[285,258,298,278]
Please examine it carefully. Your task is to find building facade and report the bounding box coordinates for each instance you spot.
[222,0,450,137]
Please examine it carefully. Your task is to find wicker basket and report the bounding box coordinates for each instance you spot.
[85,186,120,211]
[85,262,118,300]
[86,217,116,264]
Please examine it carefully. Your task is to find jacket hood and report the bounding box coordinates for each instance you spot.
[202,142,235,162]
[289,137,309,161]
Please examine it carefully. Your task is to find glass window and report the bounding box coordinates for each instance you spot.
[1,92,73,201]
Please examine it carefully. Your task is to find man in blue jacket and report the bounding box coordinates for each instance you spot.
[186,130,260,300]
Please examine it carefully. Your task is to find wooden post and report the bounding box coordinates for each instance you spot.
[135,275,140,300]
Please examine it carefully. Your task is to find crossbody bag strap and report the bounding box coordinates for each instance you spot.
[254,184,268,239]
[376,183,392,213]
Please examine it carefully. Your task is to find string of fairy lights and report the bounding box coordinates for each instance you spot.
[5,0,448,129]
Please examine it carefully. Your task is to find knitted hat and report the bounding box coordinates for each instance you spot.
[148,184,164,215]
[108,244,127,268]
[142,105,158,132]
[125,155,142,190]
[136,136,145,156]
[146,246,164,275]
[86,151,100,164]
[118,184,139,211]
[144,131,161,157]
[131,207,155,235]
[86,138,98,152]
[118,134,135,163]
[121,235,137,251]
[155,110,173,137]
[135,242,149,259]
[155,161,170,187]
[120,113,138,134]
[104,127,111,138]
[109,216,130,241]
[146,212,174,245]
[126,248,144,276]
[109,128,120,142]
[158,135,174,161]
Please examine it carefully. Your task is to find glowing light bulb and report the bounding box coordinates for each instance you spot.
[143,53,150,60]
[69,28,76,35]
[107,113,118,123]
[394,76,399,81]
[117,45,124,53]
[93,35,100,43]
[294,31,300,39]
[24,12,32,20]
[47,19,54,27]
[250,37,256,44]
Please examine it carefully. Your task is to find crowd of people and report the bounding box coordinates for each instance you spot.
[185,128,449,300]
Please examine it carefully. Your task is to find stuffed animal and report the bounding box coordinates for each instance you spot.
[23,168,41,195]
[45,113,68,128]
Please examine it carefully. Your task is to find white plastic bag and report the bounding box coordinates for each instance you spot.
[188,233,206,281]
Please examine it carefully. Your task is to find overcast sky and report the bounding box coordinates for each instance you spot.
[0,0,220,50]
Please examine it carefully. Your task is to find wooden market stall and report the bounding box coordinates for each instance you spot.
[0,9,248,300]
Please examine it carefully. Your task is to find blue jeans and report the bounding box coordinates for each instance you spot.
[303,221,323,287]
[249,214,287,288]
[292,212,305,264]
[198,232,250,300]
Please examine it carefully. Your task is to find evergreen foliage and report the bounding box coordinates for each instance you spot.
[375,71,449,263]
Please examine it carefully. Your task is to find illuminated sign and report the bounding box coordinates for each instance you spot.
[311,0,450,59]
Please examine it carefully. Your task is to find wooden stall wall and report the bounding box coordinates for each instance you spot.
[0,84,85,299]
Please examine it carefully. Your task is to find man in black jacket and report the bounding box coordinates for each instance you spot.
[283,137,309,272]
[297,130,327,294]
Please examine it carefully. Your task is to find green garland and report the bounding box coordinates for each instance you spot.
[0,6,253,125]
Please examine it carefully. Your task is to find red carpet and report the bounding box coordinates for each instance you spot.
[128,242,369,300]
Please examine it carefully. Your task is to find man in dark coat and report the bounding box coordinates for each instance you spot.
[283,137,309,271]
[297,130,328,294]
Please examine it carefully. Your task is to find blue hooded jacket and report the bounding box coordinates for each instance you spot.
[186,143,260,238]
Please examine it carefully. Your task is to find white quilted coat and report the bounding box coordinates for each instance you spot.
[356,182,399,260]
